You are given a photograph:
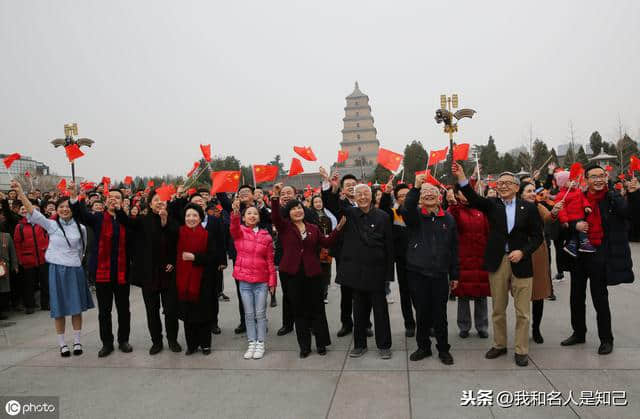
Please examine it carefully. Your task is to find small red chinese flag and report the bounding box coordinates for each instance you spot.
[187,161,200,178]
[604,165,613,172]
[3,153,20,169]
[147,180,155,188]
[426,170,443,187]
[155,184,176,202]
[337,150,349,163]
[630,155,640,172]
[101,176,111,196]
[124,176,133,186]
[427,147,448,167]
[57,178,67,192]
[188,187,197,196]
[288,158,304,177]
[415,170,427,176]
[618,174,626,180]
[488,181,497,188]
[452,143,470,161]
[200,144,212,162]
[253,165,278,183]
[211,171,241,193]
[569,163,583,181]
[81,182,95,191]
[377,148,403,172]
[293,146,317,162]
[64,144,85,162]
[615,183,623,190]
[24,171,30,177]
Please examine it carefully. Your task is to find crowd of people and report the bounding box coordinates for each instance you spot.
[0,160,637,366]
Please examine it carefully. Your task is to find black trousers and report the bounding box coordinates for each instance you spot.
[235,279,245,326]
[286,269,331,351]
[395,257,415,329]
[211,270,222,328]
[10,267,23,307]
[408,271,450,353]
[142,287,179,345]
[569,249,613,342]
[335,258,353,328]
[553,239,564,274]
[96,282,131,346]
[532,299,543,330]
[280,272,295,328]
[185,321,212,350]
[353,288,391,350]
[320,263,331,299]
[21,267,38,309]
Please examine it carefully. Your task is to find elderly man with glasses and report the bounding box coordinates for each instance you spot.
[453,163,543,367]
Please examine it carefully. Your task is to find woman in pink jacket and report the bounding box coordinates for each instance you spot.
[229,199,276,360]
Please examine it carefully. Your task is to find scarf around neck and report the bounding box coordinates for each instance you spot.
[176,225,209,302]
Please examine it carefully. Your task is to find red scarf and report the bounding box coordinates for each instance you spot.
[96,212,127,284]
[585,188,607,246]
[176,225,209,302]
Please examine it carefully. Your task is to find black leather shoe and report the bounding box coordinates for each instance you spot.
[60,345,71,358]
[270,294,277,308]
[598,341,613,355]
[532,328,544,344]
[485,347,507,359]
[459,330,469,339]
[547,293,557,301]
[118,342,133,353]
[349,347,367,358]
[168,341,182,352]
[478,331,489,339]
[439,351,454,365]
[72,343,83,356]
[211,326,221,335]
[409,348,432,361]
[202,347,211,355]
[317,347,327,356]
[25,307,35,314]
[98,345,114,358]
[405,327,415,338]
[299,350,311,359]
[366,328,373,337]
[234,324,246,334]
[515,353,529,367]
[149,343,163,355]
[277,326,293,336]
[561,334,586,346]
[337,326,352,337]
[185,348,197,355]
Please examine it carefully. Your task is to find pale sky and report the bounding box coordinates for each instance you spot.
[2,0,639,180]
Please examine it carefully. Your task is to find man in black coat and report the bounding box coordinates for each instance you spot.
[325,179,394,359]
[453,162,543,367]
[404,175,459,365]
[560,164,634,355]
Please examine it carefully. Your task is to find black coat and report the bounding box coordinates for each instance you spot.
[628,190,640,242]
[566,189,634,286]
[404,188,459,280]
[379,192,409,260]
[178,227,219,323]
[460,183,543,278]
[115,210,178,290]
[326,193,394,291]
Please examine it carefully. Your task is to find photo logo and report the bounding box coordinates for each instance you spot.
[5,400,21,416]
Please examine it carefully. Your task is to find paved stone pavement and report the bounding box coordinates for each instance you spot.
[1,243,639,419]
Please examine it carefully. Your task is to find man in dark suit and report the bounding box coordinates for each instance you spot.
[453,162,543,367]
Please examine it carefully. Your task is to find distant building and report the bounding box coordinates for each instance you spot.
[333,82,380,180]
[0,154,50,190]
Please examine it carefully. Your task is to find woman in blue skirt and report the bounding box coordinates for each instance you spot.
[13,180,94,357]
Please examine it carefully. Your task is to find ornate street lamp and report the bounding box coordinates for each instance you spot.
[434,94,476,182]
[50,123,94,183]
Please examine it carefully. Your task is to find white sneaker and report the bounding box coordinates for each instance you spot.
[244,341,256,359]
[253,341,265,359]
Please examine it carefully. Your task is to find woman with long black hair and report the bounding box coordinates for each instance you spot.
[12,180,94,357]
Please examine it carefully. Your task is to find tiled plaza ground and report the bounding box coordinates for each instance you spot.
[1,243,639,418]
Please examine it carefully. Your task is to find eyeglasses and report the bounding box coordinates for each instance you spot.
[588,175,606,180]
[495,181,516,187]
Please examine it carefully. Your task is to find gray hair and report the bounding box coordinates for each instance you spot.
[498,172,520,185]
[354,184,372,194]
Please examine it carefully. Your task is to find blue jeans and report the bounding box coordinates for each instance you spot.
[238,281,268,342]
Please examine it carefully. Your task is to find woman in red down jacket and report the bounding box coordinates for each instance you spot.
[14,205,50,313]
[446,185,490,339]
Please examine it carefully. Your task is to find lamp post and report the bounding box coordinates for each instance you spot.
[434,94,476,183]
[50,123,94,183]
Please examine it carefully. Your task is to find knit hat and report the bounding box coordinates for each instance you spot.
[554,170,570,188]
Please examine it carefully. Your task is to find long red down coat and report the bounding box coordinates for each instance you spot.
[448,203,491,297]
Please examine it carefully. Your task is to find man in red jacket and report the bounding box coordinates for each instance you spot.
[14,205,50,314]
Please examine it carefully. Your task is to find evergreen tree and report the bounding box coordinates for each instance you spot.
[576,146,589,165]
[402,140,428,185]
[549,148,559,164]
[479,136,501,175]
[617,134,639,170]
[369,164,392,183]
[563,144,576,166]
[589,131,604,155]
[531,139,551,172]
[501,152,518,173]
[267,154,286,176]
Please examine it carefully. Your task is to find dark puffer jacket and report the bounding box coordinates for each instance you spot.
[13,218,49,269]
[447,203,490,297]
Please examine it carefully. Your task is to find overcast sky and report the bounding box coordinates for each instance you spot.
[2,0,639,180]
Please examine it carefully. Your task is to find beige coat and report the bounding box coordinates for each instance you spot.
[531,205,554,300]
